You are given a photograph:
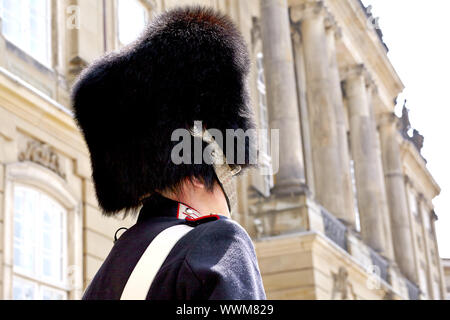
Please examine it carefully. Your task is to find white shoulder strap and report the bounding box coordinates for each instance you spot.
[120,224,194,300]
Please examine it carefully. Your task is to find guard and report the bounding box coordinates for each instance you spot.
[72,5,266,300]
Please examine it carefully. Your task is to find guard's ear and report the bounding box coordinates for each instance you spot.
[191,176,206,189]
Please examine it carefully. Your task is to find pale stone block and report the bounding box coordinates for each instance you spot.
[255,233,314,258]
[390,268,409,299]
[312,240,391,300]
[271,209,307,235]
[0,251,5,300]
[347,233,373,270]
[0,162,4,192]
[0,107,17,141]
[63,161,82,200]
[313,268,334,298]
[84,229,113,261]
[258,250,313,276]
[0,221,3,252]
[78,0,105,63]
[261,268,315,293]
[267,286,316,300]
[84,204,136,240]
[0,136,18,163]
[0,192,3,222]
[74,155,92,180]
[307,202,325,234]
[0,251,3,280]
[315,285,333,300]
[83,179,99,208]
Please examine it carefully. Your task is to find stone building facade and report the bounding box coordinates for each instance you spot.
[443,259,450,300]
[0,0,446,300]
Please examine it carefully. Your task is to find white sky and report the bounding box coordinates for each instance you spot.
[361,0,450,258]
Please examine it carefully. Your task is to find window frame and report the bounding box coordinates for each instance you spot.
[408,190,419,218]
[3,162,83,300]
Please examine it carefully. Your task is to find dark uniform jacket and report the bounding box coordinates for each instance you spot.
[82,194,266,300]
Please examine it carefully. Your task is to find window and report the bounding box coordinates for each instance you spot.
[0,0,51,66]
[418,261,428,298]
[12,186,67,300]
[117,0,148,46]
[422,209,431,234]
[408,191,418,217]
[254,52,274,197]
[350,160,361,232]
[432,279,441,300]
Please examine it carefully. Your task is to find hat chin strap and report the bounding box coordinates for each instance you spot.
[190,123,241,216]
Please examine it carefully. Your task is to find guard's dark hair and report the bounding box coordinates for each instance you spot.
[71,5,256,215]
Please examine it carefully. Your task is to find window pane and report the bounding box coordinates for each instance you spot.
[41,285,67,300]
[0,0,22,47]
[13,187,37,275]
[409,192,418,216]
[0,0,51,66]
[39,193,65,283]
[118,0,147,45]
[13,186,67,299]
[13,276,37,300]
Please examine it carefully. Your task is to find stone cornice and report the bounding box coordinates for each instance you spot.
[340,63,366,80]
[376,111,397,129]
[138,0,157,11]
[290,0,326,23]
[324,13,342,40]
[18,139,67,179]
[400,138,440,199]
[340,63,374,87]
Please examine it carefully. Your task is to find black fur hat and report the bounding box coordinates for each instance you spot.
[71,5,255,215]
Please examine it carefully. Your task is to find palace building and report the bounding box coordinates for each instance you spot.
[0,0,446,300]
[443,259,450,300]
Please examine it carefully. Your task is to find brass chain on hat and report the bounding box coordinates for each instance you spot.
[190,122,241,216]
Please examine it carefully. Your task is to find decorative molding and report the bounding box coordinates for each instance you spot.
[431,209,438,221]
[251,16,262,46]
[290,0,326,24]
[398,102,425,154]
[364,71,378,95]
[289,7,302,44]
[139,0,157,11]
[331,266,357,300]
[341,64,379,98]
[253,217,265,239]
[376,111,397,129]
[324,13,342,40]
[18,140,66,179]
[383,290,395,300]
[341,64,375,89]
[68,55,88,76]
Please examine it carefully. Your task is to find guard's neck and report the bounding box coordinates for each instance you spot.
[160,180,230,218]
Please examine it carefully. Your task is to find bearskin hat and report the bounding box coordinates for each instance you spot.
[71,5,256,215]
